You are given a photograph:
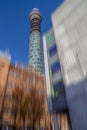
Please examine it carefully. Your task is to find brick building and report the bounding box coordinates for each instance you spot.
[0,50,51,130]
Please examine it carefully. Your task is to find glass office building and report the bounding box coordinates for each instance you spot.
[43,29,70,130]
[29,8,43,73]
[52,0,87,129]
[43,29,67,111]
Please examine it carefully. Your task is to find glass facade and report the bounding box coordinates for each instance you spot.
[43,28,70,130]
[53,81,65,99]
[43,29,67,111]
[49,44,57,57]
[51,61,61,75]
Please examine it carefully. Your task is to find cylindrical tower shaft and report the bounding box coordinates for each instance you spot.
[29,8,43,73]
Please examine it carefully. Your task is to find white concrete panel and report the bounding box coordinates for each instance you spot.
[43,35,53,111]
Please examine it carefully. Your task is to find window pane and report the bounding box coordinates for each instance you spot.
[49,44,57,57]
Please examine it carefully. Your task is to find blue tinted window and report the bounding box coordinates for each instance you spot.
[54,88,65,99]
[49,44,57,57]
[53,81,65,99]
[54,81,64,89]
[51,61,61,75]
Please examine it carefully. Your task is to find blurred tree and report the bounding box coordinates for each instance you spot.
[28,86,45,130]
[19,92,29,130]
[38,91,45,129]
[12,69,45,130]
[0,89,4,130]
[12,86,20,130]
